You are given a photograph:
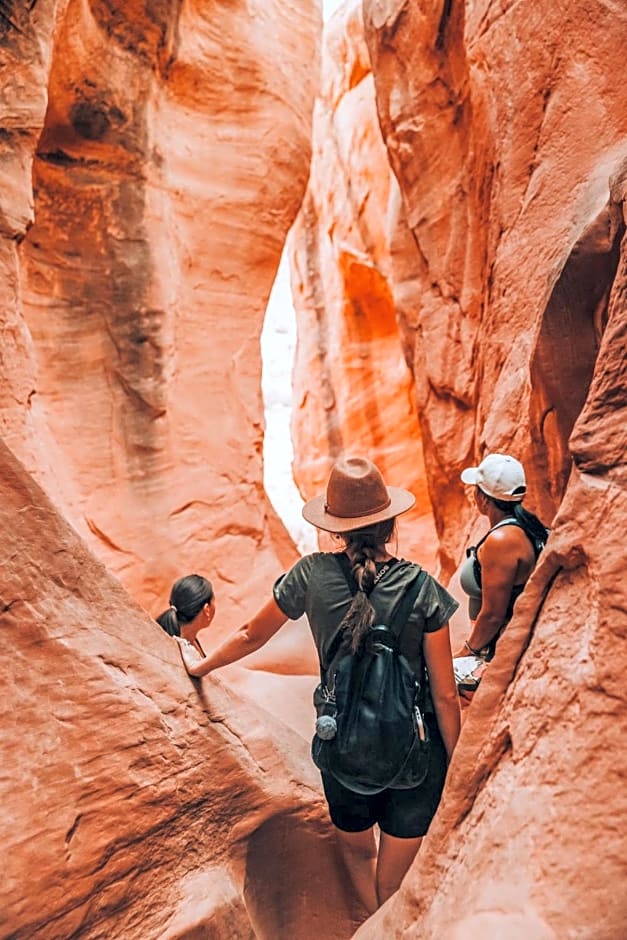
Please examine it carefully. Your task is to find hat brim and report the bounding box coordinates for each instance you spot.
[302,486,416,534]
[461,466,480,485]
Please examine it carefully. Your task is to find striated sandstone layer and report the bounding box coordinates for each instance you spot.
[356,321,627,940]
[351,1,627,937]
[363,0,627,578]
[289,0,437,569]
[0,439,360,940]
[0,0,72,501]
[4,0,321,631]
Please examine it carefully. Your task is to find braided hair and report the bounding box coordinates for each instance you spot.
[338,518,396,654]
[156,574,213,637]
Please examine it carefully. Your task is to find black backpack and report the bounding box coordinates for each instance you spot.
[311,555,430,795]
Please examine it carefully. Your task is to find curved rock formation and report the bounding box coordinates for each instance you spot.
[350,1,627,936]
[2,1,626,937]
[289,0,437,570]
[7,0,321,627]
[362,0,627,578]
[0,439,359,940]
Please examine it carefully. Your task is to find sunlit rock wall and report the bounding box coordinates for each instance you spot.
[352,1,627,937]
[0,439,359,940]
[3,0,321,623]
[363,0,627,578]
[289,0,437,569]
[0,0,71,501]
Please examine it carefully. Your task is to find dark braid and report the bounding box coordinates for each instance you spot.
[338,518,395,654]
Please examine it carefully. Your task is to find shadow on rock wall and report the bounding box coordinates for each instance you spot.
[0,438,359,939]
[530,196,625,507]
[3,0,321,630]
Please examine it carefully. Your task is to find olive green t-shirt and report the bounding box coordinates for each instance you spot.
[273,552,458,678]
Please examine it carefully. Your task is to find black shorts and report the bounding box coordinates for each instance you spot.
[320,717,448,839]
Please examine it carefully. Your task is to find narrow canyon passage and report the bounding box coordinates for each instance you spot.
[1,1,626,939]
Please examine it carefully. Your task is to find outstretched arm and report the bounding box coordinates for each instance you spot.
[423,625,461,762]
[178,597,288,678]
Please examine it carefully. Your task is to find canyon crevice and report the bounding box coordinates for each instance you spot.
[1,0,626,938]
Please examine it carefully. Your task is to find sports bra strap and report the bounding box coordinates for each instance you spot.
[474,517,544,558]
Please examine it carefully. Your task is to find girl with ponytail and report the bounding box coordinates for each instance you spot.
[156,574,215,650]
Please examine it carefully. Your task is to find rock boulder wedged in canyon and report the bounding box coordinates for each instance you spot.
[289,0,437,570]
[5,0,321,631]
[0,438,360,940]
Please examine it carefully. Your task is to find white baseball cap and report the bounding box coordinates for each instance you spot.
[461,453,527,501]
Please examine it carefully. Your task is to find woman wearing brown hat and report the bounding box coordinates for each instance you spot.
[177,456,460,911]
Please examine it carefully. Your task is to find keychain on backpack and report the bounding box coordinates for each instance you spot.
[315,713,337,740]
[315,686,337,740]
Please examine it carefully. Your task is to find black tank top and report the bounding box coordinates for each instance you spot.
[460,518,540,661]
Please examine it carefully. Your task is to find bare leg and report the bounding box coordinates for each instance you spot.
[376,832,422,906]
[335,827,378,916]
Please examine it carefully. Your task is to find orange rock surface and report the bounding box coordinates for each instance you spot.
[0,0,68,498]
[351,1,627,936]
[5,0,321,630]
[289,0,437,570]
[0,439,360,940]
[363,0,627,580]
[1,1,626,938]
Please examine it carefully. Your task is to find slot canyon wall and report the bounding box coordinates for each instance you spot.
[0,438,358,940]
[1,1,626,939]
[1,0,320,631]
[360,0,627,580]
[1,2,345,939]
[288,0,437,570]
[291,0,626,937]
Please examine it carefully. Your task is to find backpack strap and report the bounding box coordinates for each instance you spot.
[387,567,428,639]
[392,568,430,710]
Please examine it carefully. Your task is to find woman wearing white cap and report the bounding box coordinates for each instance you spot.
[455,453,549,675]
[177,456,460,912]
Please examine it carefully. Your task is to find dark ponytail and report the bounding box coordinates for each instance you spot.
[157,606,181,637]
[484,492,549,549]
[338,518,396,654]
[156,574,214,638]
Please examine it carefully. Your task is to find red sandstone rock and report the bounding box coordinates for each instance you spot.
[350,2,627,936]
[2,1,627,937]
[6,0,321,633]
[0,439,361,939]
[0,0,72,499]
[363,0,627,578]
[289,0,437,571]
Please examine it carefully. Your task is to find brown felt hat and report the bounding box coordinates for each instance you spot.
[302,456,415,533]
